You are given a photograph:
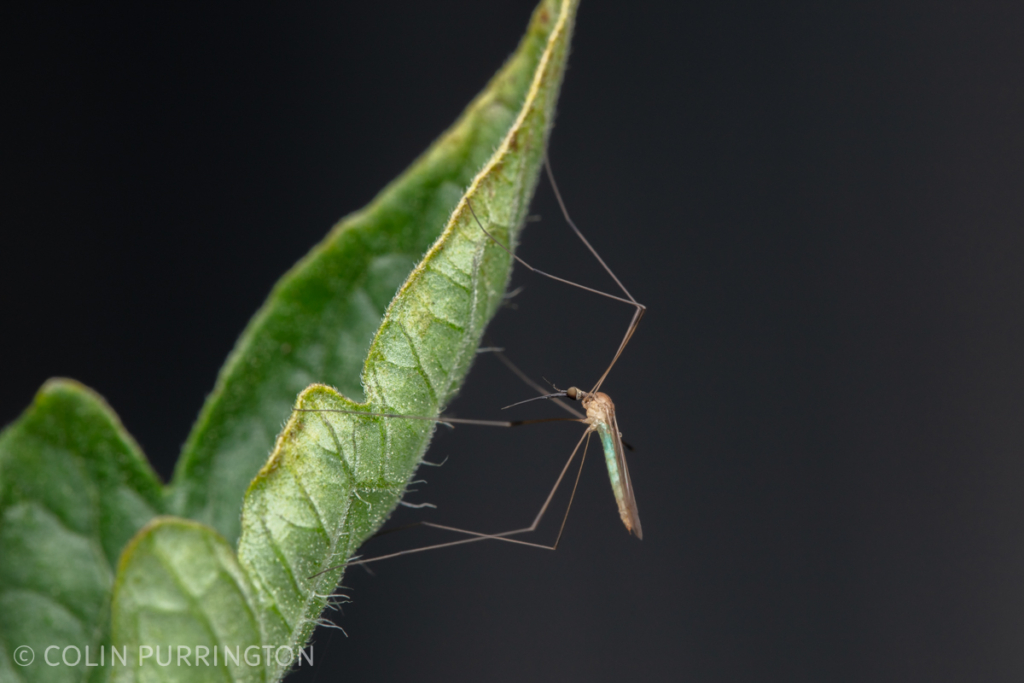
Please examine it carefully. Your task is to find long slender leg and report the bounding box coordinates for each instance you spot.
[418,430,592,552]
[590,304,645,394]
[312,429,592,574]
[542,156,649,393]
[466,200,636,309]
[549,431,593,549]
[294,406,583,429]
[466,156,646,394]
[543,156,638,305]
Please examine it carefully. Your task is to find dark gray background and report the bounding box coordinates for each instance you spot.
[5,2,1024,681]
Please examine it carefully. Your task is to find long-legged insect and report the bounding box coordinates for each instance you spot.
[303,156,646,568]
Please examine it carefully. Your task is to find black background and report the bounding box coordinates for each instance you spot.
[5,2,1024,681]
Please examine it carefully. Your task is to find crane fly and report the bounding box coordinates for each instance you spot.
[301,156,646,569]
[561,387,642,538]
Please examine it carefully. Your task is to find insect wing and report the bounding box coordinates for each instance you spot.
[611,412,643,539]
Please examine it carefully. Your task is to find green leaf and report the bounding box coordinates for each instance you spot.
[167,0,577,547]
[114,1,579,682]
[1,1,578,681]
[109,518,262,683]
[0,379,163,683]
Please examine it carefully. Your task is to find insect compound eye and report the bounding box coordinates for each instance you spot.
[566,387,581,400]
